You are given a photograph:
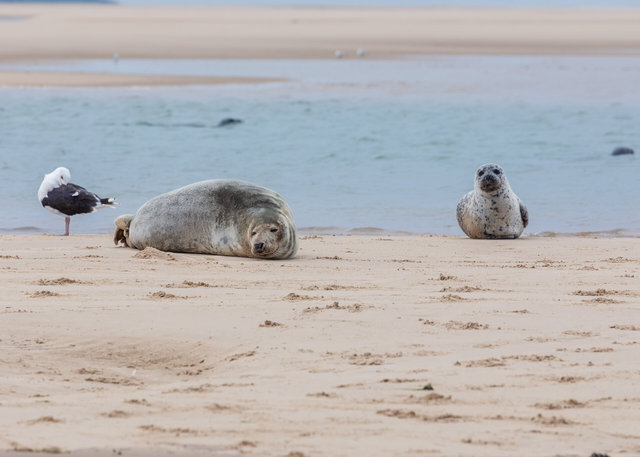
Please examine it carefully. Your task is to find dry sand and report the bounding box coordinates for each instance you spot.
[3,6,640,86]
[1,233,639,456]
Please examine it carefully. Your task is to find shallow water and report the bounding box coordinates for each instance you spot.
[116,0,640,6]
[0,56,638,236]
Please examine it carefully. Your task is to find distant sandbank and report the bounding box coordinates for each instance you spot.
[2,5,640,86]
[0,70,281,87]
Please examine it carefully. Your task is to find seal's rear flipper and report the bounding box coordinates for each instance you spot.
[114,214,135,247]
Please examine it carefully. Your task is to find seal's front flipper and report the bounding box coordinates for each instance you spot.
[114,214,135,247]
[519,200,529,229]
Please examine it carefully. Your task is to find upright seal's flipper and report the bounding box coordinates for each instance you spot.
[114,214,135,248]
[519,200,529,229]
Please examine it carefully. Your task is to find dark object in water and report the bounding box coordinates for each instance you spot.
[177,122,206,128]
[590,453,610,457]
[611,146,634,156]
[135,121,206,128]
[217,118,243,127]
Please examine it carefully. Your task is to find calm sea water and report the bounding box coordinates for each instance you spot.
[114,0,640,6]
[1,56,638,236]
[4,0,640,5]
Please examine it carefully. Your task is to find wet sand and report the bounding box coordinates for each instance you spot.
[0,71,281,87]
[1,234,639,456]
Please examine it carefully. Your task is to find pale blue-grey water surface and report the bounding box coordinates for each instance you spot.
[0,56,638,235]
[115,0,640,6]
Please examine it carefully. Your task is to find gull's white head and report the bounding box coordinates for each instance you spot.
[38,166,71,201]
[49,167,71,186]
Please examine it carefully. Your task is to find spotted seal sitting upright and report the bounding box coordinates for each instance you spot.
[456,164,528,239]
[114,179,298,259]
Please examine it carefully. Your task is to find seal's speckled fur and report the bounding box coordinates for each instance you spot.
[456,164,528,239]
[114,179,298,259]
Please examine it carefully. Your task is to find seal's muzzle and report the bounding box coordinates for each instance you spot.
[480,174,500,192]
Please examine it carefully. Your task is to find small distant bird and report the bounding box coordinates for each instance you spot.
[356,48,366,57]
[113,52,119,64]
[38,167,117,236]
[334,50,345,59]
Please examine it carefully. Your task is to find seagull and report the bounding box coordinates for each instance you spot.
[38,167,117,236]
[334,50,345,59]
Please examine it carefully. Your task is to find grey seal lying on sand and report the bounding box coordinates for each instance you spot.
[114,179,298,259]
[456,164,528,239]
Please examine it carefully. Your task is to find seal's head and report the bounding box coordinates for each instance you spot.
[247,211,298,259]
[474,163,508,195]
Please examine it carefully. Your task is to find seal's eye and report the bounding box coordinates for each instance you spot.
[494,169,501,175]
[251,231,256,236]
[478,170,485,177]
[270,228,278,233]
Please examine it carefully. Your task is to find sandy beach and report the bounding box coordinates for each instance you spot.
[1,234,639,456]
[1,4,639,456]
[3,6,640,86]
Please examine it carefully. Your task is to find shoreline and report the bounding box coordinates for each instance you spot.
[2,228,639,238]
[2,231,640,239]
[1,234,639,456]
[2,6,640,86]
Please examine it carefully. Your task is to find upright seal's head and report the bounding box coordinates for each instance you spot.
[247,209,298,259]
[474,163,509,195]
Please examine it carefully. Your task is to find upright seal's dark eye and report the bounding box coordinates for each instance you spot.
[494,169,501,175]
[270,228,278,233]
[478,170,485,177]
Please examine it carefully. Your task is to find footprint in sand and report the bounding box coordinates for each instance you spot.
[28,290,60,298]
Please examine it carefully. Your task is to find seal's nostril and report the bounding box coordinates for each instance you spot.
[254,242,265,250]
